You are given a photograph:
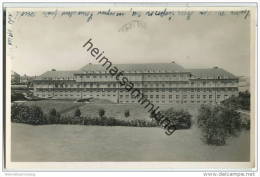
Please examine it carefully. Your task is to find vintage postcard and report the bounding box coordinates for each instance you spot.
[4,3,257,170]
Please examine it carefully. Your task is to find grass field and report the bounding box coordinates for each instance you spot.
[19,100,200,121]
[11,100,250,162]
[11,123,250,162]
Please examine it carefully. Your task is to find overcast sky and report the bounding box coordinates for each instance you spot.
[8,8,251,77]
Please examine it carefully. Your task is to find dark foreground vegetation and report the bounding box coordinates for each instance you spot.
[11,104,158,127]
[197,104,250,146]
[221,91,250,111]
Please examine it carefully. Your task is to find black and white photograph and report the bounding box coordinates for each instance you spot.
[3,3,257,171]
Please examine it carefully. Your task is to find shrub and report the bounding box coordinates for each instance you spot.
[11,92,27,102]
[98,108,105,118]
[197,104,242,145]
[221,91,250,111]
[160,108,192,129]
[124,110,130,118]
[74,108,81,117]
[11,104,47,125]
[48,108,60,124]
[240,116,250,130]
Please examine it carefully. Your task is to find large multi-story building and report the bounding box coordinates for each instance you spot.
[33,62,239,104]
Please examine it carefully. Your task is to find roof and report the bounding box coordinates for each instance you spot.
[79,63,185,72]
[187,67,238,79]
[35,64,237,80]
[36,71,77,79]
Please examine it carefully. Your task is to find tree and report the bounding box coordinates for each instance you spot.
[99,108,105,118]
[74,108,81,117]
[48,108,60,124]
[221,91,250,111]
[197,104,242,146]
[124,110,130,118]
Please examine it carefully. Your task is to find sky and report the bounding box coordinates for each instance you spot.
[8,8,251,77]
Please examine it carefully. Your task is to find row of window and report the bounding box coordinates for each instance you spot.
[37,93,232,100]
[46,81,237,88]
[119,100,216,104]
[36,87,238,92]
[120,94,232,99]
[76,73,189,79]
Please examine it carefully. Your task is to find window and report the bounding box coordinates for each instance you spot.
[203,95,206,99]
[150,95,153,99]
[176,95,179,99]
[183,95,187,99]
[217,95,221,99]
[169,95,172,99]
[156,95,159,99]
[191,95,194,99]
[209,95,212,99]
[197,95,200,99]
[162,95,165,99]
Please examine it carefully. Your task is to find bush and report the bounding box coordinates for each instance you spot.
[11,104,47,125]
[11,92,27,102]
[197,105,242,145]
[11,104,158,128]
[221,91,250,111]
[160,108,192,129]
[48,108,60,124]
[98,108,105,118]
[74,108,81,117]
[240,116,250,130]
[124,110,130,118]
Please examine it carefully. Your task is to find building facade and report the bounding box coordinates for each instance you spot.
[33,62,239,104]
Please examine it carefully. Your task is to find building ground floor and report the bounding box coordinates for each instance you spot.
[34,87,238,104]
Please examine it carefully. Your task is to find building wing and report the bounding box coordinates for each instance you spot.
[187,67,238,79]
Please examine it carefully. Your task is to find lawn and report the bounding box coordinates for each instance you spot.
[11,123,250,162]
[11,100,250,162]
[19,100,200,121]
